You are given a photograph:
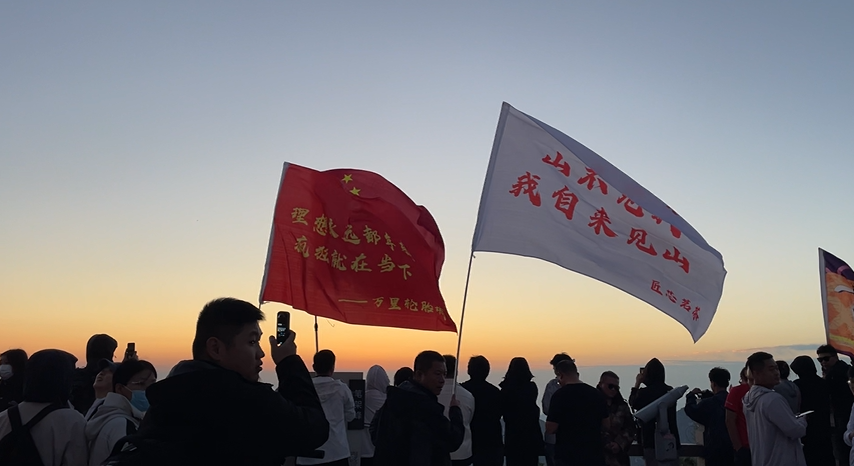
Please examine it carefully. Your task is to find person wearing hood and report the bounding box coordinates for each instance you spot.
[70,334,118,416]
[0,349,88,466]
[774,360,801,415]
[461,356,503,466]
[297,350,355,466]
[360,365,389,466]
[790,355,834,466]
[106,298,329,465]
[0,349,27,412]
[438,355,475,466]
[371,350,465,466]
[85,359,156,466]
[630,358,680,466]
[743,351,806,466]
[500,357,544,466]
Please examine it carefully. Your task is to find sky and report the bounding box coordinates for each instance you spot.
[2,2,853,381]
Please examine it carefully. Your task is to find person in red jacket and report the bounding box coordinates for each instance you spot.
[725,365,753,466]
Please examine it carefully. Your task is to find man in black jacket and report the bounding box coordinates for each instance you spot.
[684,367,733,466]
[817,344,854,465]
[461,356,503,466]
[372,350,465,466]
[107,298,329,465]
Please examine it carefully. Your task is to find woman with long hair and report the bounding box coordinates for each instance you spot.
[598,371,636,466]
[630,358,680,466]
[499,357,544,466]
[0,349,28,412]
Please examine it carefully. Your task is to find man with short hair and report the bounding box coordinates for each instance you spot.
[544,360,609,466]
[743,352,806,466]
[685,367,733,466]
[297,349,355,466]
[725,365,753,466]
[438,355,475,466]
[108,298,329,465]
[542,353,573,466]
[817,344,854,464]
[461,356,503,466]
[86,359,158,466]
[372,350,465,466]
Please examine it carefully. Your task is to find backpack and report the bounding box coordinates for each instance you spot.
[0,403,65,466]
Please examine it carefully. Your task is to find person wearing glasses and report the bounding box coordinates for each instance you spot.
[597,371,635,466]
[685,368,733,466]
[85,359,157,466]
[816,345,854,465]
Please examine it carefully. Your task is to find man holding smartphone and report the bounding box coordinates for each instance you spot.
[105,298,329,465]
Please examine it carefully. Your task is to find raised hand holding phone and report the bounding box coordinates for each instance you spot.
[270,311,296,364]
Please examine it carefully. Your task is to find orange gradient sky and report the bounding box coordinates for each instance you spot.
[2,3,853,378]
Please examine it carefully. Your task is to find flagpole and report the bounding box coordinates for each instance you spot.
[314,316,319,354]
[453,252,475,393]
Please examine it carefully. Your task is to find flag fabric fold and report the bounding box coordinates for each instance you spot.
[472,102,726,341]
[261,163,456,333]
[820,248,854,356]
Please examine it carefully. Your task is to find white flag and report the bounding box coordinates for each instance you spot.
[473,103,726,341]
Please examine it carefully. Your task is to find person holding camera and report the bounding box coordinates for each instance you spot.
[629,358,680,466]
[685,367,734,466]
[103,298,329,465]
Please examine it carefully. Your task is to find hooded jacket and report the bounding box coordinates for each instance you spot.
[361,365,389,459]
[743,385,807,466]
[85,392,144,466]
[130,355,328,465]
[372,380,465,466]
[297,376,355,465]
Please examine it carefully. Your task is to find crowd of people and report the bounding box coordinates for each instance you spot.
[1,298,854,466]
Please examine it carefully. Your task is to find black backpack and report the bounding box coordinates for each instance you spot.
[0,403,65,466]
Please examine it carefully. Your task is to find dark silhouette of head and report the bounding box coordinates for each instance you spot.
[791,355,817,378]
[393,367,414,386]
[313,350,336,376]
[777,360,791,380]
[467,356,490,381]
[442,355,456,379]
[709,367,731,390]
[413,351,446,395]
[504,357,534,383]
[85,334,118,371]
[0,349,28,378]
[23,349,77,404]
[643,358,666,385]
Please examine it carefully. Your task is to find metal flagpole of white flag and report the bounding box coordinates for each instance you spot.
[452,253,475,392]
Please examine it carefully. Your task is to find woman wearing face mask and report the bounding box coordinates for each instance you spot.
[0,349,28,412]
[84,359,157,466]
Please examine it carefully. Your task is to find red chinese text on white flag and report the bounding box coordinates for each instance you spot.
[472,103,726,341]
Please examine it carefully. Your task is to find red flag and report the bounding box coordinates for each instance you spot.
[260,163,456,332]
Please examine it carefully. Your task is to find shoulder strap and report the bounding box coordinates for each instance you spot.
[8,404,23,432]
[23,404,65,430]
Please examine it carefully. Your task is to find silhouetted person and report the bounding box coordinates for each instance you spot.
[844,366,854,466]
[500,357,544,466]
[685,367,734,466]
[544,360,608,466]
[70,334,118,415]
[597,371,635,466]
[438,355,474,466]
[743,351,806,466]
[106,298,329,465]
[0,349,27,412]
[817,345,854,465]
[726,365,753,466]
[372,350,464,466]
[0,349,88,466]
[542,353,573,466]
[298,349,355,466]
[394,367,414,387]
[790,355,834,466]
[774,360,801,415]
[461,356,503,466]
[630,358,680,466]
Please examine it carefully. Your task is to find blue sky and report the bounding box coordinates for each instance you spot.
[2,2,853,369]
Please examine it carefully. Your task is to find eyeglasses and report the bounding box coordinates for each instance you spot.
[817,356,833,363]
[607,384,620,390]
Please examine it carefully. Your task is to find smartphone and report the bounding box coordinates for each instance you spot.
[125,342,136,361]
[796,410,814,418]
[276,311,291,344]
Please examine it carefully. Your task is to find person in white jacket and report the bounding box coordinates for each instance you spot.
[297,350,355,466]
[743,351,807,466]
[360,365,389,466]
[85,359,157,466]
[438,354,475,466]
[0,349,88,466]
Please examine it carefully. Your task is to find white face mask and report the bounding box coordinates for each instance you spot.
[0,364,13,380]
